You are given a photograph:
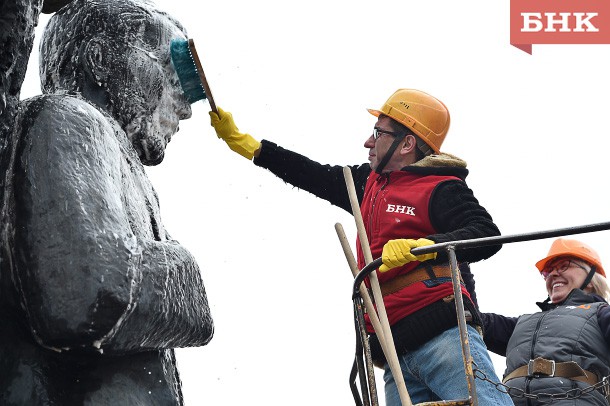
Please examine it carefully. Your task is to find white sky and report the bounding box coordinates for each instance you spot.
[20,1,610,405]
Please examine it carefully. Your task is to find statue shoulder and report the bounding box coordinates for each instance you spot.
[21,93,109,126]
[15,93,127,172]
[19,93,122,147]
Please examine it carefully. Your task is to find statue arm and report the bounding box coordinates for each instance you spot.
[14,97,212,353]
[105,238,214,353]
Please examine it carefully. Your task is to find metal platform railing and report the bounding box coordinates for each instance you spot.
[343,219,610,406]
[340,165,610,406]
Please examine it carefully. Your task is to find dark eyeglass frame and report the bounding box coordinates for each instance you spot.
[540,259,589,280]
[373,127,402,141]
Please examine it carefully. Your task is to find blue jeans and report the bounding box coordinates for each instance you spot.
[383,325,513,405]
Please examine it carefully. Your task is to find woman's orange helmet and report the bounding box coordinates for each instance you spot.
[535,238,606,277]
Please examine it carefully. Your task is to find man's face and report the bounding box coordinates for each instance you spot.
[106,12,192,166]
[364,115,407,173]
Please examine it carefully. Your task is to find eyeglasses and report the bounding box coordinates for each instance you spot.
[373,128,401,141]
[540,259,589,279]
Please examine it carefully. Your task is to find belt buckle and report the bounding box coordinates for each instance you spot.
[602,376,610,396]
[528,358,555,377]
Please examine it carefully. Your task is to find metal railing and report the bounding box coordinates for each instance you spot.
[347,220,610,406]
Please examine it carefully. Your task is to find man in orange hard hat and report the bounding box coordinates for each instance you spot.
[209,89,512,405]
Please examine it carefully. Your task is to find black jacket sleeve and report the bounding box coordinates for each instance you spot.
[427,180,502,263]
[253,140,371,213]
[460,258,516,356]
[459,262,478,308]
[479,313,518,356]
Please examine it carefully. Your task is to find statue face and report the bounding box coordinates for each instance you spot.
[105,12,192,166]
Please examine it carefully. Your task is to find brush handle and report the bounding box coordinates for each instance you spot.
[188,39,217,113]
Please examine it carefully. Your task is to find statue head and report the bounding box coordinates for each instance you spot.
[40,0,192,165]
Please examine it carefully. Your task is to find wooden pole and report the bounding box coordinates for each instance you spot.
[343,167,412,406]
[335,223,380,406]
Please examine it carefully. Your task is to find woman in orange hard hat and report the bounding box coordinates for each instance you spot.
[470,238,610,405]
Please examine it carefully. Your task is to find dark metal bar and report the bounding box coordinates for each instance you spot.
[350,356,365,406]
[349,221,610,404]
[411,221,610,256]
[448,246,477,406]
[353,221,610,294]
[352,299,369,406]
[353,260,382,298]
[353,296,378,406]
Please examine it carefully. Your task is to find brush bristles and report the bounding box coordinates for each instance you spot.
[170,38,206,104]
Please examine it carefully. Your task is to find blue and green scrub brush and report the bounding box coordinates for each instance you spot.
[170,38,217,112]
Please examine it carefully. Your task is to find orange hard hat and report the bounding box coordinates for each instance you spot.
[535,238,606,277]
[368,89,450,154]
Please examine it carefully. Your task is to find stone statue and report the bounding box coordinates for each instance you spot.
[0,0,214,404]
[0,0,43,165]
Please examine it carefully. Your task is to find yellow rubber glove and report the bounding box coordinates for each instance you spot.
[379,238,437,273]
[209,107,261,160]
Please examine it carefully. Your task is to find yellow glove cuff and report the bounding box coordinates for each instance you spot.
[209,108,261,160]
[226,134,261,160]
[413,238,437,262]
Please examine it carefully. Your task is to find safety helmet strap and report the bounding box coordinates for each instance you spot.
[375,135,404,174]
[580,265,597,291]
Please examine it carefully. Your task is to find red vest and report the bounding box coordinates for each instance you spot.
[356,171,471,330]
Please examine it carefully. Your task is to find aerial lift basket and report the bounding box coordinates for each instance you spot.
[338,166,610,406]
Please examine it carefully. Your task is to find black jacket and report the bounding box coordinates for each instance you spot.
[462,265,610,357]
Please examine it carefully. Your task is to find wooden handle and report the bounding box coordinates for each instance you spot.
[342,167,412,406]
[188,39,217,113]
[334,223,385,343]
[335,222,381,405]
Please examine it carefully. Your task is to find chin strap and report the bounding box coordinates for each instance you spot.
[375,136,405,174]
[580,265,597,290]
